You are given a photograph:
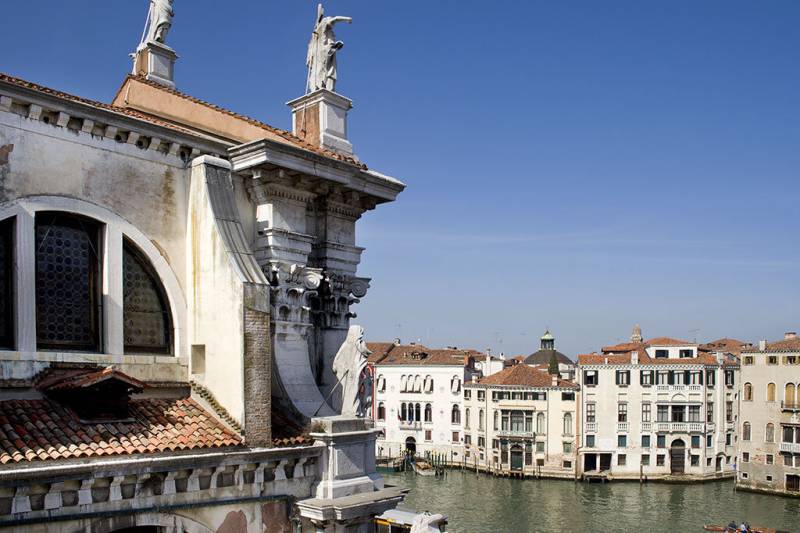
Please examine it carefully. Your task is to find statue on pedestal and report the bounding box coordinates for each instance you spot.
[139,0,175,49]
[332,325,371,417]
[306,3,352,93]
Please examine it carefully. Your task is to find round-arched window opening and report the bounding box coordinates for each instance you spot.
[123,238,173,355]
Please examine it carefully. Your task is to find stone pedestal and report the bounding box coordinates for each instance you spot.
[132,42,177,89]
[295,416,406,532]
[288,90,354,156]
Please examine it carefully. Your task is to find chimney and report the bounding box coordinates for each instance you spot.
[287,91,354,156]
[758,339,767,351]
[552,375,559,386]
[393,338,401,345]
[631,351,639,365]
[785,332,797,340]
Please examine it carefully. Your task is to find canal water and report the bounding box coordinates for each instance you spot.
[383,471,800,532]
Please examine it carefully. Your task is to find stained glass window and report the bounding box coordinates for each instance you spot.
[0,218,12,348]
[123,240,171,354]
[35,213,100,351]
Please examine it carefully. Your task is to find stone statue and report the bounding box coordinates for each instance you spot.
[139,0,175,48]
[306,3,352,93]
[410,512,446,533]
[332,325,371,416]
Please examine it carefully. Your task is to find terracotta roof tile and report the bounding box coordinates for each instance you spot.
[645,337,696,346]
[0,72,201,137]
[471,364,578,389]
[0,398,242,465]
[700,338,752,355]
[578,350,738,367]
[743,337,800,353]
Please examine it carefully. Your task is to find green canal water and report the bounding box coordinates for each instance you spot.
[382,471,800,533]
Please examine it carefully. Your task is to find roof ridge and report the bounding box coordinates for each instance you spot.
[120,75,367,169]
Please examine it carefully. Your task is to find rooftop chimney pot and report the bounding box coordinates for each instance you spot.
[785,332,797,340]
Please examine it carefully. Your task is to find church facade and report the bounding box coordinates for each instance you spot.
[0,4,406,532]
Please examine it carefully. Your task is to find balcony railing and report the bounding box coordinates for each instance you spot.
[585,422,597,432]
[688,385,702,391]
[781,402,800,412]
[654,422,704,433]
[497,429,535,438]
[780,442,800,454]
[641,422,652,432]
[617,422,629,432]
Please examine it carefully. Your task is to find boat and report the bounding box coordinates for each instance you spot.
[413,459,437,476]
[703,525,788,533]
[375,508,447,532]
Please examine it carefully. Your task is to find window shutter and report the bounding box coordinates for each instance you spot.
[668,371,674,385]
[615,371,620,385]
[684,370,690,384]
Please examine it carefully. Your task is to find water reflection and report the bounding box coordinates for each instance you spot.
[384,471,799,533]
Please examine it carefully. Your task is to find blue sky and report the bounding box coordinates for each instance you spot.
[2,1,798,357]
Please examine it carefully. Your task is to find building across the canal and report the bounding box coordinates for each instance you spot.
[0,3,409,531]
[576,327,740,481]
[369,341,483,460]
[463,363,580,478]
[736,332,800,496]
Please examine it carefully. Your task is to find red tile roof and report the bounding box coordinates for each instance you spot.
[743,337,800,353]
[0,398,242,464]
[577,350,738,367]
[470,364,578,389]
[368,342,484,367]
[601,342,643,353]
[700,338,752,355]
[38,366,147,393]
[645,337,696,346]
[115,75,366,168]
[0,72,201,137]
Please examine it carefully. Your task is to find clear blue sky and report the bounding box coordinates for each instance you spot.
[2,1,798,357]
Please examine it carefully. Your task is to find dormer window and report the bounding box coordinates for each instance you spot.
[655,349,668,358]
[37,365,147,422]
[679,349,693,358]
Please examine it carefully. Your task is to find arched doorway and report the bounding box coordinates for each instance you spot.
[405,436,417,456]
[510,444,524,471]
[670,439,686,474]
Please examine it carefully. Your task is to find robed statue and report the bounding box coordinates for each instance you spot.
[332,325,371,417]
[139,0,175,48]
[306,4,352,93]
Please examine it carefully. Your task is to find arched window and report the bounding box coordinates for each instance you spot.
[424,403,432,422]
[0,218,13,349]
[767,383,776,402]
[766,423,775,443]
[123,239,172,354]
[35,213,101,351]
[742,422,751,441]
[377,402,385,421]
[415,375,422,393]
[744,382,753,401]
[563,413,573,436]
[479,409,485,431]
[536,412,545,434]
[400,375,407,392]
[493,411,499,430]
[451,405,461,424]
[414,403,421,422]
[465,408,471,429]
[400,402,407,421]
[426,375,434,393]
[786,383,796,405]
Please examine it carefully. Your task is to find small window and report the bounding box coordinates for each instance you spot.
[642,435,651,448]
[656,454,665,466]
[642,454,650,466]
[744,382,753,401]
[35,213,101,351]
[0,218,13,349]
[583,370,598,386]
[655,349,668,358]
[691,436,700,449]
[657,435,666,448]
[618,435,627,448]
[742,422,751,441]
[743,356,754,365]
[377,402,385,421]
[767,356,778,365]
[679,349,693,358]
[618,454,626,466]
[123,240,172,354]
[742,452,749,463]
[766,454,774,465]
[562,392,575,401]
[586,435,595,447]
